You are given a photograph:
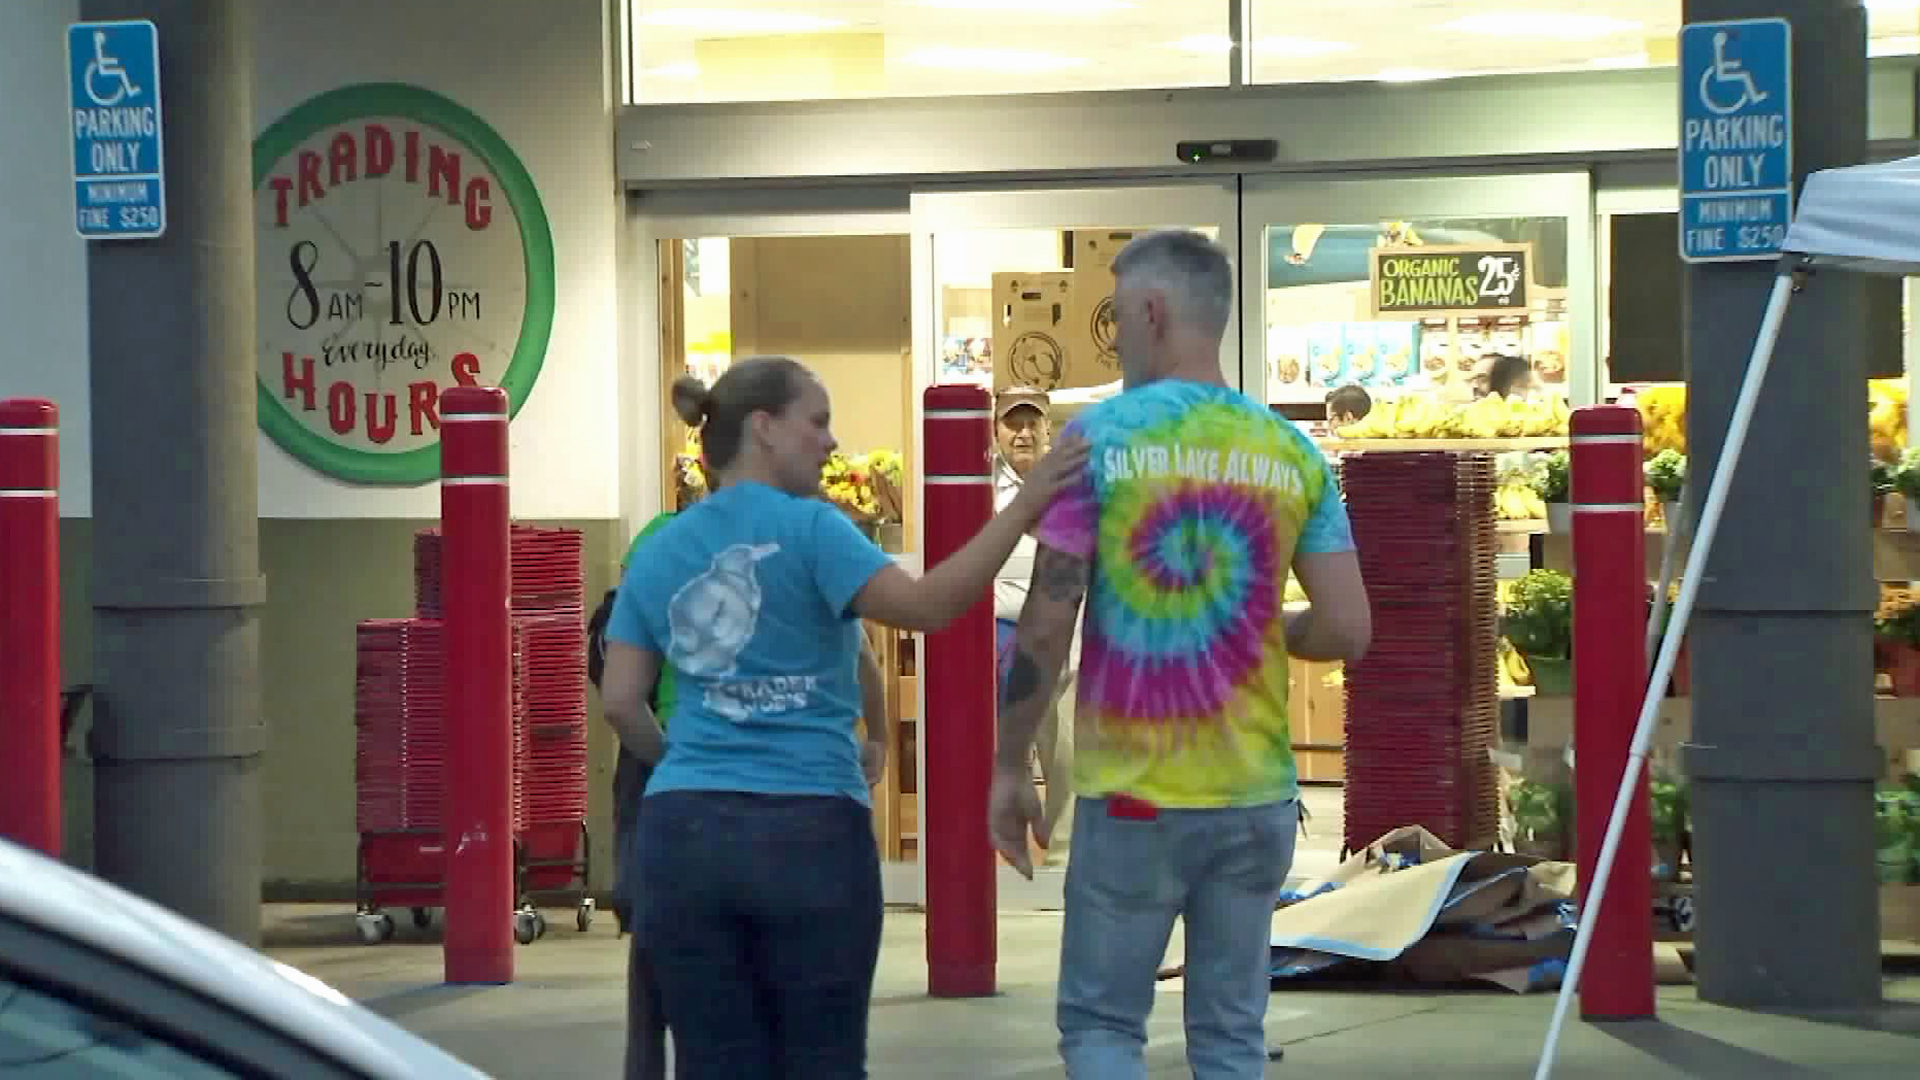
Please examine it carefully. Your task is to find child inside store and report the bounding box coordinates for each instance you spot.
[599,356,1086,1079]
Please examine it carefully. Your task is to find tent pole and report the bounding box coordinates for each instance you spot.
[1534,263,1806,1080]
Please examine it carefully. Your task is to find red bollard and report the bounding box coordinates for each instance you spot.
[1570,405,1655,1021]
[440,387,515,985]
[921,384,997,998]
[0,400,61,858]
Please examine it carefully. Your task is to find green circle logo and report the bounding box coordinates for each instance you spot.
[252,83,555,485]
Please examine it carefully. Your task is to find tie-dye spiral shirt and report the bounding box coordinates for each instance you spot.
[1033,380,1355,808]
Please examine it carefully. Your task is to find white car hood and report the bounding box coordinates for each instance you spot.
[0,839,489,1079]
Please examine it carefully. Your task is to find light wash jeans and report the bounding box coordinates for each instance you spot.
[1057,796,1297,1080]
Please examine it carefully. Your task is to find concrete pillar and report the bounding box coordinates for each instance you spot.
[1681,0,1881,1008]
[83,0,266,946]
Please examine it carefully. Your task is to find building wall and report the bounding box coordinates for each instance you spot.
[3,0,630,890]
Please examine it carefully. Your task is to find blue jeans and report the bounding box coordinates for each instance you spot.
[637,790,883,1080]
[1057,796,1297,1080]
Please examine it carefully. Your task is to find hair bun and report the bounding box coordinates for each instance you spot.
[670,375,711,427]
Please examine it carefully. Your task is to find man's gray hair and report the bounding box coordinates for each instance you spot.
[1109,230,1234,339]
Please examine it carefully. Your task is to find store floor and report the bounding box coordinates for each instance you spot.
[265,901,1920,1078]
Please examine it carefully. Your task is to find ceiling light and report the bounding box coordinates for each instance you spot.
[637,8,848,35]
[1871,34,1920,56]
[1438,13,1641,39]
[642,62,701,79]
[1170,34,1354,57]
[916,0,1134,11]
[1374,68,1455,83]
[1867,0,1920,12]
[1587,53,1651,69]
[901,46,1087,72]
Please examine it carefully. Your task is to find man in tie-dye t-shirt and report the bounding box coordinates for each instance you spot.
[989,231,1371,1080]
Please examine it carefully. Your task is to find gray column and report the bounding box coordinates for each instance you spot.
[84,0,266,946]
[1681,0,1881,1007]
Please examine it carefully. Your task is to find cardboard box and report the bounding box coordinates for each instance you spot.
[991,272,1075,392]
[1067,230,1138,388]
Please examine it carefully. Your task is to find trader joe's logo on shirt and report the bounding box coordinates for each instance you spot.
[252,84,555,485]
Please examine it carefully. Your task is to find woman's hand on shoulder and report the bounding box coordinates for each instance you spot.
[1010,432,1090,523]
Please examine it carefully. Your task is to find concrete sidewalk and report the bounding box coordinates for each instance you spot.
[264,904,1920,1078]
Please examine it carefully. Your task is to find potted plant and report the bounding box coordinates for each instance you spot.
[1874,457,1896,529]
[1533,450,1571,533]
[1649,776,1691,882]
[1875,784,1920,884]
[1505,569,1574,695]
[1894,447,1920,534]
[1645,450,1686,533]
[1510,778,1574,861]
[1876,596,1920,696]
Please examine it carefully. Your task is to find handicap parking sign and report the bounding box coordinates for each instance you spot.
[68,20,166,240]
[1678,18,1793,263]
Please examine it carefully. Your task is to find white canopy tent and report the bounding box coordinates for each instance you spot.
[1535,153,1920,1080]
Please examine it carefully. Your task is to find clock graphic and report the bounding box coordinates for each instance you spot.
[253,83,555,485]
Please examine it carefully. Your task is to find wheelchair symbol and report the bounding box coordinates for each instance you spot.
[83,31,141,107]
[1699,30,1766,116]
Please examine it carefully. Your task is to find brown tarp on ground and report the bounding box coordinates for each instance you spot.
[1262,826,1690,993]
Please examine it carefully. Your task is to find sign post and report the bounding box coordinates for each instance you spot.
[68,20,166,240]
[1679,18,1793,263]
[920,384,998,998]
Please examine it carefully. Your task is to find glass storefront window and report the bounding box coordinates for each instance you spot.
[627,0,1228,104]
[1261,217,1571,409]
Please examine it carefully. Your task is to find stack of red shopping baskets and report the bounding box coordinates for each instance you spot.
[416,524,593,933]
[352,618,529,941]
[497,526,593,923]
[352,524,593,944]
[1338,451,1502,854]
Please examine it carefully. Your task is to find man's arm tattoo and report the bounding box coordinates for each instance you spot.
[1002,651,1043,710]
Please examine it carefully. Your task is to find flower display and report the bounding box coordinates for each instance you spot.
[820,449,905,526]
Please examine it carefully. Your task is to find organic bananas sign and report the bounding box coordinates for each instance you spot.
[1371,244,1532,318]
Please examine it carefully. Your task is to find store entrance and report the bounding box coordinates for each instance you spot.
[908,182,1239,910]
[641,172,1594,912]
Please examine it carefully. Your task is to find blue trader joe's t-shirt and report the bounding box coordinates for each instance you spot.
[607,482,896,805]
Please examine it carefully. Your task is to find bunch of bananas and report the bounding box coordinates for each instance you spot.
[1636,385,1686,456]
[1871,378,1908,463]
[1334,393,1571,440]
[1495,482,1547,521]
[1498,638,1533,691]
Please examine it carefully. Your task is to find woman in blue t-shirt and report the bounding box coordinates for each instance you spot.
[600,356,1085,1079]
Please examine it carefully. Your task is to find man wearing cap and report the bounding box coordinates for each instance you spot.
[994,386,1076,854]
